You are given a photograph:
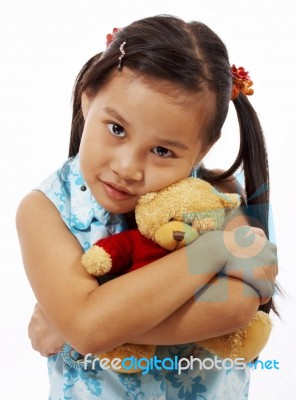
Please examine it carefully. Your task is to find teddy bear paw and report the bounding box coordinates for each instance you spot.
[81,246,112,276]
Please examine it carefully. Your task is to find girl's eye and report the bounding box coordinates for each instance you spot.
[108,123,126,138]
[152,146,173,157]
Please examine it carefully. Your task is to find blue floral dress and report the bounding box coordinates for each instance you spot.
[37,155,250,400]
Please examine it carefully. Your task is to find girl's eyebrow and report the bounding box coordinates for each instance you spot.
[103,106,130,127]
[157,139,189,150]
[103,106,189,150]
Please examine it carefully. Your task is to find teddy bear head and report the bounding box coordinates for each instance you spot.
[135,177,240,250]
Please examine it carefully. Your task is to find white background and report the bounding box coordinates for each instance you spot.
[0,0,295,398]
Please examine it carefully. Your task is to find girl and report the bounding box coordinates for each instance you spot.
[17,15,277,400]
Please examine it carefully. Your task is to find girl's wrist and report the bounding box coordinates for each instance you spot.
[186,231,228,276]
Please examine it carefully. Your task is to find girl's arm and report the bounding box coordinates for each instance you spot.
[129,276,259,345]
[29,276,258,356]
[17,191,276,355]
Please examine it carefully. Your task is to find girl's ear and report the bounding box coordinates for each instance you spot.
[81,92,91,120]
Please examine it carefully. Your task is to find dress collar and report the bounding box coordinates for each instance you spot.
[67,155,127,232]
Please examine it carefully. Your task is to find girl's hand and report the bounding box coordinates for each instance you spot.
[28,303,65,357]
[222,225,278,304]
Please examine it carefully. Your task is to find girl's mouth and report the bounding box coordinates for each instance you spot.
[102,181,135,201]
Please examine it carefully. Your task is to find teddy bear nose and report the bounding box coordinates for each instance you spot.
[173,231,185,242]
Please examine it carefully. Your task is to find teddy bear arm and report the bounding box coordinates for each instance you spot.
[93,231,138,274]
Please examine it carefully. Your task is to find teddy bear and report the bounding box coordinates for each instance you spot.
[81,177,272,372]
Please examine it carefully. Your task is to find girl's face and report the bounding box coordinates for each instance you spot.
[79,68,214,214]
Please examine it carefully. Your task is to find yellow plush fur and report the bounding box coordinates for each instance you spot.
[136,177,241,241]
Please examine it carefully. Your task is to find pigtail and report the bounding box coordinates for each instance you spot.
[232,94,269,236]
[68,53,102,157]
[234,94,281,316]
[202,93,277,315]
[203,94,269,235]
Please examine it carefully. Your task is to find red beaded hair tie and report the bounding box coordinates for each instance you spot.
[106,27,120,47]
[231,65,254,101]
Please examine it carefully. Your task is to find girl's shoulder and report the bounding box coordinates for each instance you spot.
[16,154,74,232]
[16,190,70,256]
[192,165,245,200]
[16,156,85,245]
[207,168,246,200]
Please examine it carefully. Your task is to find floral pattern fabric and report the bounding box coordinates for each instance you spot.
[38,155,250,399]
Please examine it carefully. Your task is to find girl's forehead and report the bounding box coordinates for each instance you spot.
[101,67,213,108]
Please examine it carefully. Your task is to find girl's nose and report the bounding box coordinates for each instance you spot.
[110,154,143,182]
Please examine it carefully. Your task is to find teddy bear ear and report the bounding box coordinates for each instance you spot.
[219,193,241,209]
[137,191,158,205]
